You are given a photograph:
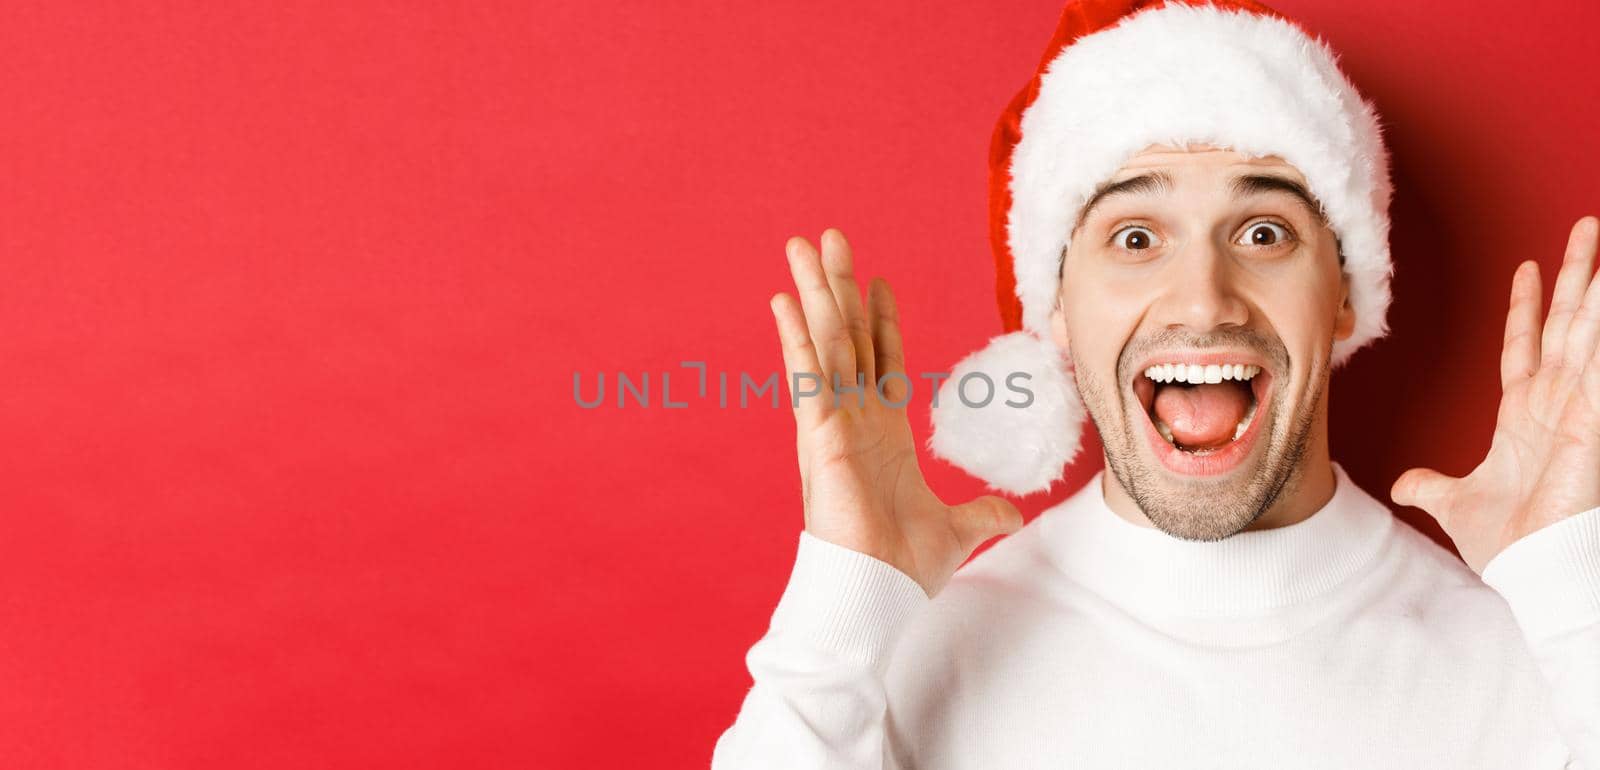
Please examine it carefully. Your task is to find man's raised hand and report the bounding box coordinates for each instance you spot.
[1392,215,1600,573]
[769,228,1022,597]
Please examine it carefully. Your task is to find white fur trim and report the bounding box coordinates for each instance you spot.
[1009,3,1393,364]
[928,331,1085,496]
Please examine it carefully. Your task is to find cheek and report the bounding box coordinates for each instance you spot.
[1248,268,1344,365]
[1061,278,1145,375]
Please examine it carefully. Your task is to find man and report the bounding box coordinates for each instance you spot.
[712,0,1600,767]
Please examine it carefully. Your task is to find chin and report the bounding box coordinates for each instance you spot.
[1122,462,1282,541]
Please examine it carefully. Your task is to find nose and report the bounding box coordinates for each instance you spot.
[1150,235,1249,333]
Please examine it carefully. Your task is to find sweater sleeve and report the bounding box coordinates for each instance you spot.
[710,531,931,770]
[1481,506,1600,768]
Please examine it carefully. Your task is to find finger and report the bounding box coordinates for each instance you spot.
[1541,216,1600,366]
[1561,216,1600,368]
[867,277,909,405]
[949,495,1024,558]
[1500,260,1542,389]
[786,236,856,386]
[819,228,875,388]
[1389,467,1458,526]
[1583,317,1600,409]
[770,292,827,425]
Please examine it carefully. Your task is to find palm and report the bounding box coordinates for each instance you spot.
[1393,216,1600,573]
[771,229,1021,597]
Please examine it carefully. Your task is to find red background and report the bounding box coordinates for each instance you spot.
[4,1,1598,767]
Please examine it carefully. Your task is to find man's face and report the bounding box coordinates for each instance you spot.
[1050,143,1355,540]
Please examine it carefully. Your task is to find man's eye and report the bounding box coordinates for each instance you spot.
[1111,226,1160,251]
[1237,221,1292,247]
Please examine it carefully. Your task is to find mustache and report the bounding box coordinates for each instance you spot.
[1117,328,1289,379]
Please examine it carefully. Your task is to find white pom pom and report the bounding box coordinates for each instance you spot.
[927,331,1085,496]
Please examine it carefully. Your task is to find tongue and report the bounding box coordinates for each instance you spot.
[1153,383,1249,448]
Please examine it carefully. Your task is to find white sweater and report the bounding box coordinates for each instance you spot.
[712,464,1600,768]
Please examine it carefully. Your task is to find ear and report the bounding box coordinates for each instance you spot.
[1049,301,1072,353]
[1333,272,1356,341]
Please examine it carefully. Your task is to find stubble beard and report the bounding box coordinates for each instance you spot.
[1071,330,1329,541]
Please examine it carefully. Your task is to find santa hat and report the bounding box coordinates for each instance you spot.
[927,0,1393,496]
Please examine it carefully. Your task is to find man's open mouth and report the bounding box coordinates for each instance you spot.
[1131,359,1272,474]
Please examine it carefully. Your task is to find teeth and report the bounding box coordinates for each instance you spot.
[1155,418,1175,444]
[1142,362,1261,384]
[1232,398,1259,441]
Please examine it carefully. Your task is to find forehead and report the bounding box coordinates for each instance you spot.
[1072,142,1326,232]
[1111,142,1308,186]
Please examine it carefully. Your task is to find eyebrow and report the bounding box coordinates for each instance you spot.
[1070,170,1329,236]
[1229,173,1328,225]
[1072,171,1172,234]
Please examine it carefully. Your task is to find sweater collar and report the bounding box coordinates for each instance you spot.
[1036,463,1395,618]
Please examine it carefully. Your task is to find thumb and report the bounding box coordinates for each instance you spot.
[949,495,1024,556]
[1391,467,1457,523]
